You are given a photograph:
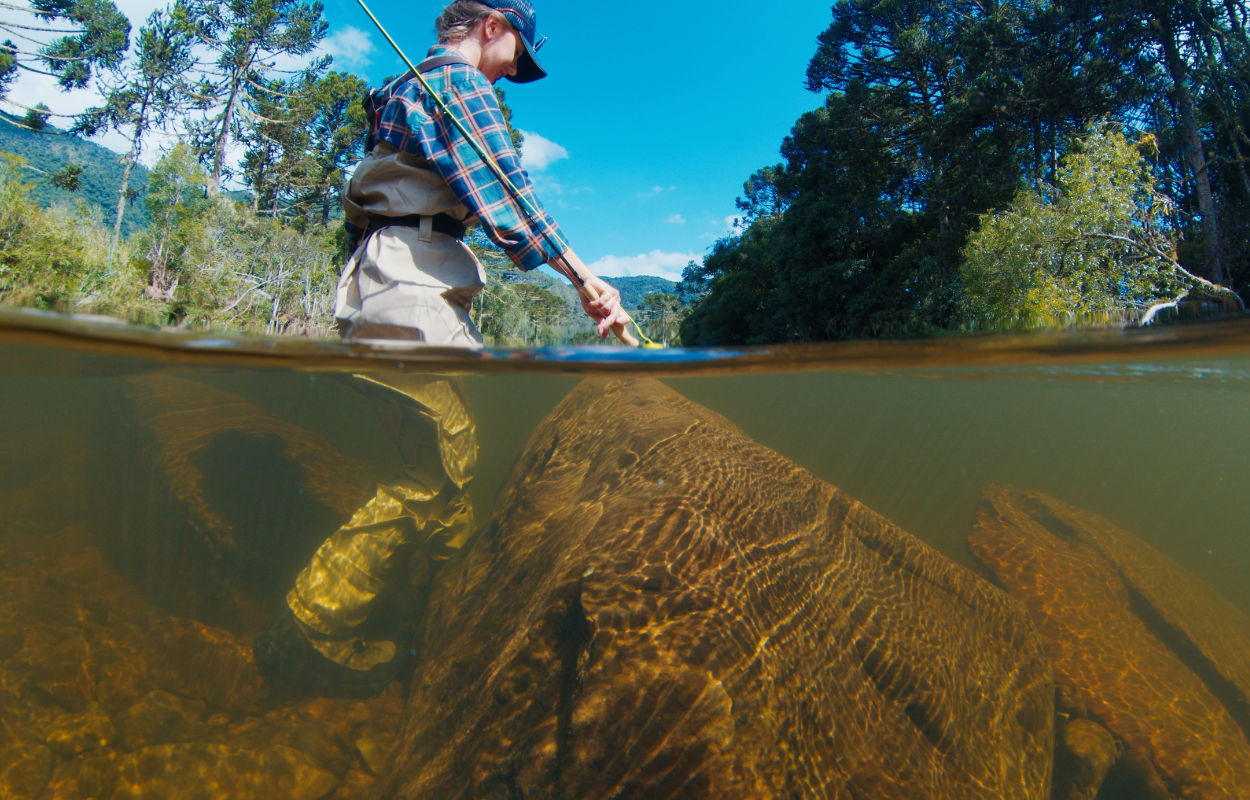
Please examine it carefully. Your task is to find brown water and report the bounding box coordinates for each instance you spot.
[2,306,1250,799]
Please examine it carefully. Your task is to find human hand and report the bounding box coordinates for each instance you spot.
[580,276,631,339]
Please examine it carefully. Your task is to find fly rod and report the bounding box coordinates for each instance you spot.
[356,0,661,348]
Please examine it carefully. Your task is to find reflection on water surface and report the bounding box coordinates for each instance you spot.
[1,307,1249,799]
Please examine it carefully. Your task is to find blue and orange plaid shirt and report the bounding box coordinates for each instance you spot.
[367,45,567,272]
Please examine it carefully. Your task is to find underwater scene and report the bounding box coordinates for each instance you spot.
[2,308,1250,799]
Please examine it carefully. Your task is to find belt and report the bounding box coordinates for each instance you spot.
[367,213,467,241]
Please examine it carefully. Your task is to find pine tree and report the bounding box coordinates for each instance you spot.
[184,0,328,195]
[0,0,130,128]
[73,4,196,263]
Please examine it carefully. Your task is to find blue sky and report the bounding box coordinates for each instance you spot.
[317,0,834,281]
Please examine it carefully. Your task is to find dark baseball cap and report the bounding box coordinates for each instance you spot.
[478,0,547,83]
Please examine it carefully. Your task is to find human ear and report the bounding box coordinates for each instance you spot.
[484,13,502,40]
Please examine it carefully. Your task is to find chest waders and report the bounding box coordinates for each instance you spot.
[254,372,478,697]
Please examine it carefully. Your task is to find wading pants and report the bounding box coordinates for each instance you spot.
[284,372,477,669]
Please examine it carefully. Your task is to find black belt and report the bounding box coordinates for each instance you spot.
[367,213,466,241]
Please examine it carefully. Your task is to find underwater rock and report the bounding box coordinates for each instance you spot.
[88,374,373,632]
[146,617,267,713]
[41,701,115,757]
[110,742,338,800]
[382,378,1054,800]
[1099,749,1173,800]
[116,690,210,751]
[999,487,1250,732]
[967,484,1250,800]
[1052,718,1117,800]
[96,656,152,714]
[26,636,95,710]
[0,737,53,799]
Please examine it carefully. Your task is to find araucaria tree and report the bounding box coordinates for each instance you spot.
[239,70,366,223]
[184,0,328,195]
[74,4,196,262]
[0,0,131,124]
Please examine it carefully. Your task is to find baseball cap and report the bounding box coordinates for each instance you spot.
[477,0,547,83]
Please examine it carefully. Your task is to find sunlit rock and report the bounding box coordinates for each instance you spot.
[1052,718,1116,800]
[110,742,338,800]
[353,727,396,777]
[0,736,53,799]
[330,769,374,798]
[146,617,267,713]
[996,485,1250,729]
[41,701,115,757]
[116,690,210,752]
[24,635,95,711]
[968,484,1250,800]
[381,378,1054,800]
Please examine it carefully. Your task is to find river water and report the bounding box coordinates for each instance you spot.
[1,305,1249,799]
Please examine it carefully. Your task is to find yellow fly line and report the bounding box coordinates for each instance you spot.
[355,0,662,349]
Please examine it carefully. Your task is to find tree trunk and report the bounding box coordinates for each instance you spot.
[210,75,243,197]
[110,136,140,267]
[1159,11,1225,284]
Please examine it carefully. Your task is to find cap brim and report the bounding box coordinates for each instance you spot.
[508,34,546,83]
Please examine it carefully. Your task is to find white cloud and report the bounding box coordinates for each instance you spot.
[638,185,677,198]
[587,250,701,283]
[321,26,375,71]
[665,213,686,225]
[519,131,569,172]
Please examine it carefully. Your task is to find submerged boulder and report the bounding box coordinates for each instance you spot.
[1001,486,1250,730]
[109,742,337,800]
[967,485,1250,800]
[381,378,1053,799]
[146,617,268,714]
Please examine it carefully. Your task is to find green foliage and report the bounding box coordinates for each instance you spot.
[636,292,687,346]
[961,127,1183,328]
[688,0,1250,343]
[185,0,329,193]
[0,117,151,235]
[73,4,196,253]
[0,155,117,310]
[494,87,524,152]
[241,70,368,225]
[0,144,344,334]
[30,0,131,90]
[468,243,600,346]
[608,276,687,311]
[49,163,82,191]
[23,104,51,131]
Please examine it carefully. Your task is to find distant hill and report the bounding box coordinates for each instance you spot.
[609,276,690,310]
[502,270,688,312]
[0,114,150,237]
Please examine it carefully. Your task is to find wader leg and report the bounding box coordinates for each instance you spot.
[257,373,477,693]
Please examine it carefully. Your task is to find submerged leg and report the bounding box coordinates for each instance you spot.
[255,373,477,696]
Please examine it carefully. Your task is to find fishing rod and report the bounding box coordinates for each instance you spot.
[355,0,661,349]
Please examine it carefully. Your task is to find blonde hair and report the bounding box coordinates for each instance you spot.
[435,1,504,44]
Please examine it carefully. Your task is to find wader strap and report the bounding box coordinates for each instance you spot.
[416,54,474,72]
[367,213,467,241]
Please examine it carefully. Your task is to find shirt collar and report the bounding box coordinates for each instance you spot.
[426,44,458,59]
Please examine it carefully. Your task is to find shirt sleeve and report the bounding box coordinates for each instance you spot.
[413,68,567,272]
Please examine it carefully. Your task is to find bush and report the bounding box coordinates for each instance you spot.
[960,127,1187,329]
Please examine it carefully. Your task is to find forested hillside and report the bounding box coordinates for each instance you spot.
[0,116,150,236]
[681,0,1250,344]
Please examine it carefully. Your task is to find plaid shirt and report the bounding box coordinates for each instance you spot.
[368,45,567,272]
